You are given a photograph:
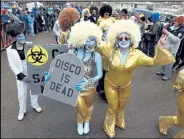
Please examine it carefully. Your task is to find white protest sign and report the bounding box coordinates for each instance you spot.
[43,53,84,107]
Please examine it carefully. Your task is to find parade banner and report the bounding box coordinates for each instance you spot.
[43,53,84,107]
[24,43,69,95]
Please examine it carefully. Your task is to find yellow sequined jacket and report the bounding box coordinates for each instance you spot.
[97,43,175,87]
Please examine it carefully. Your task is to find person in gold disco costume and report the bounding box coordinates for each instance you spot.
[96,19,176,138]
[96,19,114,103]
[58,8,80,44]
[159,69,184,139]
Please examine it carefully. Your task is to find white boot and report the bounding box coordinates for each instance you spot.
[84,121,90,134]
[77,123,84,135]
[33,106,42,113]
[18,113,24,121]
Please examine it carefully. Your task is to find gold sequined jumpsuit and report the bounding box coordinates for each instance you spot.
[58,30,69,44]
[97,43,176,138]
[74,50,96,123]
[159,69,184,138]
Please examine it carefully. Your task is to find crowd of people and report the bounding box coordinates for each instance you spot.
[2,3,184,139]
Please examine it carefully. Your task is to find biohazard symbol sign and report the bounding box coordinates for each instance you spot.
[26,46,48,66]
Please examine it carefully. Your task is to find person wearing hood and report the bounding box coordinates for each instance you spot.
[6,23,42,121]
[88,6,99,24]
[144,12,163,57]
[97,4,116,26]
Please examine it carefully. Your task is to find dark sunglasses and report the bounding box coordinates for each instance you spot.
[117,36,130,41]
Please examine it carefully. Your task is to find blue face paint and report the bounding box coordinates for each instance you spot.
[116,32,131,48]
[84,36,97,52]
[102,27,109,41]
[16,33,26,44]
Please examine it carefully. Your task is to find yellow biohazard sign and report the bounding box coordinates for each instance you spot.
[26,46,48,66]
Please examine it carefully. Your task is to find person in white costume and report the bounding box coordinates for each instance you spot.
[6,25,42,121]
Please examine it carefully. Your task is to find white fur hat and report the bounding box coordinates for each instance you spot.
[68,21,103,48]
[107,19,141,48]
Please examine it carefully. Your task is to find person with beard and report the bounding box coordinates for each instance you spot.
[97,4,116,26]
[6,23,42,121]
[96,20,175,138]
[57,7,80,44]
[88,6,99,24]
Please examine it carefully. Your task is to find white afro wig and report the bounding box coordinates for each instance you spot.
[68,21,103,48]
[107,19,141,48]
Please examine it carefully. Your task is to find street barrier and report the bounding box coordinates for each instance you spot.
[1,23,15,51]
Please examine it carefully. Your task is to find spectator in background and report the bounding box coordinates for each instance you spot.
[27,11,35,36]
[42,7,49,32]
[156,26,182,81]
[139,16,146,36]
[129,15,136,22]
[24,7,29,14]
[121,9,129,20]
[53,19,61,44]
[144,12,163,57]
[1,9,10,23]
[88,6,99,24]
[112,9,120,20]
[172,16,184,71]
[80,8,90,21]
[74,5,82,22]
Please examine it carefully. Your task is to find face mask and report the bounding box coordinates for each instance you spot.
[102,26,109,41]
[116,32,131,49]
[84,36,97,52]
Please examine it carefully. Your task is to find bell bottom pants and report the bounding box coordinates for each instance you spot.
[16,79,39,113]
[77,88,96,123]
[159,92,184,138]
[103,77,131,138]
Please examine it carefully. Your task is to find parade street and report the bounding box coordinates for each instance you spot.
[1,31,182,138]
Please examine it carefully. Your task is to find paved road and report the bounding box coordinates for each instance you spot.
[1,31,182,138]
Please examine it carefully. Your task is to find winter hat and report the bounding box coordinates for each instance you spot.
[175,16,184,25]
[152,12,160,23]
[1,9,7,14]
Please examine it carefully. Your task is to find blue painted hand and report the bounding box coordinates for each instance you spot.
[76,79,89,91]
[44,71,51,82]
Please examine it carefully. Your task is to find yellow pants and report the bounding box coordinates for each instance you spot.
[77,88,96,124]
[104,77,131,138]
[159,93,184,138]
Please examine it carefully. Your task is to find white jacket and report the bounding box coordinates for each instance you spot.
[165,32,181,55]
[6,45,24,76]
[53,20,60,36]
